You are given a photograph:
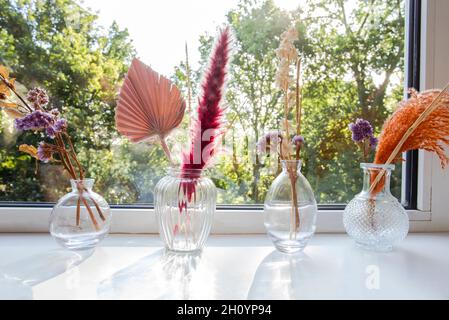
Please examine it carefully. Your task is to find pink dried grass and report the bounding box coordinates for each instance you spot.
[181,27,232,174]
[179,27,232,206]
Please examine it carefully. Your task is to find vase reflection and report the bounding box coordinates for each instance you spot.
[98,249,215,299]
[0,249,93,300]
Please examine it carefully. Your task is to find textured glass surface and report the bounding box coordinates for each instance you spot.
[264,161,318,254]
[50,179,111,250]
[155,168,216,252]
[343,164,409,252]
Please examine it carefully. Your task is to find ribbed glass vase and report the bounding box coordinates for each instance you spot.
[343,163,409,252]
[155,168,216,252]
[50,179,111,250]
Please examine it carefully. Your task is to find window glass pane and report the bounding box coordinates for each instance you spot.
[0,0,404,205]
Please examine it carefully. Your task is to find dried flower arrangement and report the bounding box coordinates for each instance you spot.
[0,65,105,230]
[370,84,449,195]
[257,26,304,240]
[116,27,231,172]
[348,118,378,162]
[116,27,232,233]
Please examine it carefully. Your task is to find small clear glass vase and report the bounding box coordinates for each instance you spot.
[264,160,318,254]
[155,168,216,252]
[343,163,409,252]
[50,179,111,250]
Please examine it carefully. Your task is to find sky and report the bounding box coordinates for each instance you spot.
[81,0,302,76]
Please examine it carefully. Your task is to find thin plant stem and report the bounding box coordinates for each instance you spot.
[159,135,174,166]
[86,188,106,221]
[76,197,81,227]
[295,58,302,160]
[287,164,300,240]
[55,134,77,179]
[0,74,34,112]
[63,132,84,180]
[185,42,193,124]
[80,195,100,231]
[291,174,300,231]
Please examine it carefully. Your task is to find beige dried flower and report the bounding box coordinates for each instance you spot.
[276,27,299,61]
[275,59,291,91]
[275,26,299,92]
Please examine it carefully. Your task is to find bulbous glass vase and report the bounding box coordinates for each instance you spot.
[264,160,317,254]
[343,163,409,252]
[50,179,111,250]
[155,168,216,252]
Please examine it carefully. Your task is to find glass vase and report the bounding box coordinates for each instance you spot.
[155,168,216,252]
[343,163,409,252]
[50,179,111,250]
[264,160,318,254]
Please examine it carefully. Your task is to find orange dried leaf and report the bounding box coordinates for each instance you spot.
[0,65,9,79]
[19,144,39,159]
[4,108,24,119]
[0,82,11,97]
[0,101,17,108]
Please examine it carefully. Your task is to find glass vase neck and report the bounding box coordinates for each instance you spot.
[168,167,204,179]
[361,163,394,195]
[281,160,302,172]
[70,179,95,192]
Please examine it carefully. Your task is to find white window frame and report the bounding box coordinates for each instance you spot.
[0,0,447,234]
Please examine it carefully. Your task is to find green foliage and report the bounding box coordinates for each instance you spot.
[0,0,137,202]
[175,0,405,204]
[1,0,405,205]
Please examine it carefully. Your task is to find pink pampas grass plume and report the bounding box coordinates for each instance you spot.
[179,27,232,207]
[181,27,232,174]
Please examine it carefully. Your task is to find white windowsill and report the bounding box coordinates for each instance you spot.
[0,233,448,300]
[0,207,432,234]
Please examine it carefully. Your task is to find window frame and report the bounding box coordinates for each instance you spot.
[1,0,446,233]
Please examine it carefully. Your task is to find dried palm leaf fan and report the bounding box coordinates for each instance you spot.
[115,59,186,164]
[371,84,449,194]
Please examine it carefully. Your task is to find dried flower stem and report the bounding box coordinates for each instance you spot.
[295,58,302,160]
[288,167,300,240]
[370,83,449,194]
[185,42,193,119]
[0,74,34,112]
[80,195,100,231]
[159,136,174,166]
[55,134,77,179]
[76,197,81,227]
[283,64,292,161]
[63,132,84,180]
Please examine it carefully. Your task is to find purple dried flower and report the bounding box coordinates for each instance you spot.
[37,142,54,163]
[369,136,379,150]
[54,118,67,132]
[349,118,374,143]
[257,130,282,154]
[46,126,56,138]
[27,88,49,108]
[14,110,55,131]
[292,135,305,146]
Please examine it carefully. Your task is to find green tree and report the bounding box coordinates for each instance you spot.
[174,0,404,204]
[0,0,138,203]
